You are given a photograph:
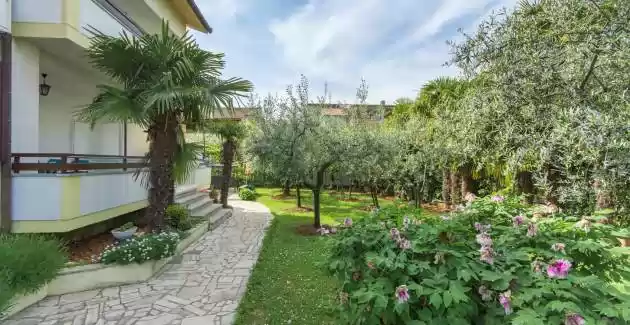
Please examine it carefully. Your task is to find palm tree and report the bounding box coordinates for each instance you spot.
[206,120,246,208]
[77,22,253,230]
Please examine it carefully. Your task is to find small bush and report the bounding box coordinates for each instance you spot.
[99,232,180,265]
[165,204,192,231]
[239,188,257,201]
[0,234,67,315]
[327,195,630,324]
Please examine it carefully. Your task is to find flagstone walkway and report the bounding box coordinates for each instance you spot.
[5,199,273,325]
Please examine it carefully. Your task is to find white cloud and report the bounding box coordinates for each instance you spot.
[193,0,519,103]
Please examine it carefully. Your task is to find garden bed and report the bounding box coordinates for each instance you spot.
[2,220,210,320]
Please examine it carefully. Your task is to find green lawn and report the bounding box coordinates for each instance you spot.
[234,187,392,325]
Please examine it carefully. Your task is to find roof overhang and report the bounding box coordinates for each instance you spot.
[173,0,212,33]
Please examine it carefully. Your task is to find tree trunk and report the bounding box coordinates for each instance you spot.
[545,164,561,206]
[313,188,321,228]
[370,185,380,208]
[220,139,235,209]
[296,184,302,208]
[442,169,451,204]
[450,170,461,206]
[594,179,611,209]
[517,171,535,204]
[282,179,291,197]
[348,181,353,200]
[460,163,474,197]
[312,163,331,229]
[145,115,178,231]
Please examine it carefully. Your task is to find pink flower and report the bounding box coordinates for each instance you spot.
[390,228,401,241]
[491,195,504,203]
[344,217,353,227]
[395,285,410,303]
[565,313,585,325]
[527,223,538,237]
[399,239,412,250]
[464,192,477,203]
[476,233,493,247]
[498,291,512,315]
[551,243,566,253]
[478,285,492,301]
[575,219,592,232]
[513,215,525,227]
[367,261,375,270]
[547,259,572,279]
[480,245,494,265]
[531,260,544,273]
[434,252,445,264]
[403,215,411,229]
[475,223,491,233]
[339,292,349,304]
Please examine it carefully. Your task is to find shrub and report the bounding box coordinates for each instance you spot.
[239,188,257,201]
[165,204,192,231]
[99,232,180,265]
[327,196,630,324]
[0,235,67,315]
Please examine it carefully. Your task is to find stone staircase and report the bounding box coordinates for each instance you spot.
[174,186,232,230]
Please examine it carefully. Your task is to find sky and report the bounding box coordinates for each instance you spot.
[191,0,519,104]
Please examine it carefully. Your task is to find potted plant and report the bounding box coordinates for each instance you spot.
[209,187,219,204]
[111,222,137,240]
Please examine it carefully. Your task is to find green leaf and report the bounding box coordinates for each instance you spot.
[449,281,470,303]
[480,270,503,282]
[429,292,442,308]
[373,295,388,311]
[406,321,426,325]
[443,291,453,308]
[511,309,545,325]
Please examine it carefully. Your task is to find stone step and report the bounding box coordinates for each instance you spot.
[209,208,233,230]
[176,192,206,207]
[187,197,213,214]
[175,185,197,199]
[191,202,221,218]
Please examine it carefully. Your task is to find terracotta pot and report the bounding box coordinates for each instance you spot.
[618,237,630,247]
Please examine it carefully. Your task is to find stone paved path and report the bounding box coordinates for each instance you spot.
[5,199,272,325]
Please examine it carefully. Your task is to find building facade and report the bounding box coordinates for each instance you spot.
[0,0,212,233]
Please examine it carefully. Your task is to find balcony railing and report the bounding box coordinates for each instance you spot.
[11,153,146,174]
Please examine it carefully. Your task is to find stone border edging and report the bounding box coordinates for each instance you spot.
[3,220,211,319]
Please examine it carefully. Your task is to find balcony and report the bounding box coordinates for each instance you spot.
[10,153,212,233]
[12,0,143,49]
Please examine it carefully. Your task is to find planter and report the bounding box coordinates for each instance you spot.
[5,221,211,318]
[50,220,210,296]
[111,226,138,240]
[618,237,630,247]
[2,285,48,320]
[47,259,171,296]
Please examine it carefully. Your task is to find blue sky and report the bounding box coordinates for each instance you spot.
[191,0,518,104]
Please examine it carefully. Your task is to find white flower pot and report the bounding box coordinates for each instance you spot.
[111,227,137,240]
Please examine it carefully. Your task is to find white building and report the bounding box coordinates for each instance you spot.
[0,0,214,233]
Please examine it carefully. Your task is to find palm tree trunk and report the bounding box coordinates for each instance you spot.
[220,139,235,208]
[145,115,178,231]
[460,163,474,197]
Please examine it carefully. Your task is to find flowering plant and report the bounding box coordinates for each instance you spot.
[98,232,180,265]
[327,198,630,324]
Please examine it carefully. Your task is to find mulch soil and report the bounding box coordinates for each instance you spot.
[337,197,362,202]
[284,206,313,213]
[271,194,295,200]
[66,226,150,263]
[294,223,335,236]
[421,202,452,214]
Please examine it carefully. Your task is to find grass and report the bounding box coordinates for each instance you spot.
[234,187,393,325]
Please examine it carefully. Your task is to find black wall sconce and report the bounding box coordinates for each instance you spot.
[39,73,51,96]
